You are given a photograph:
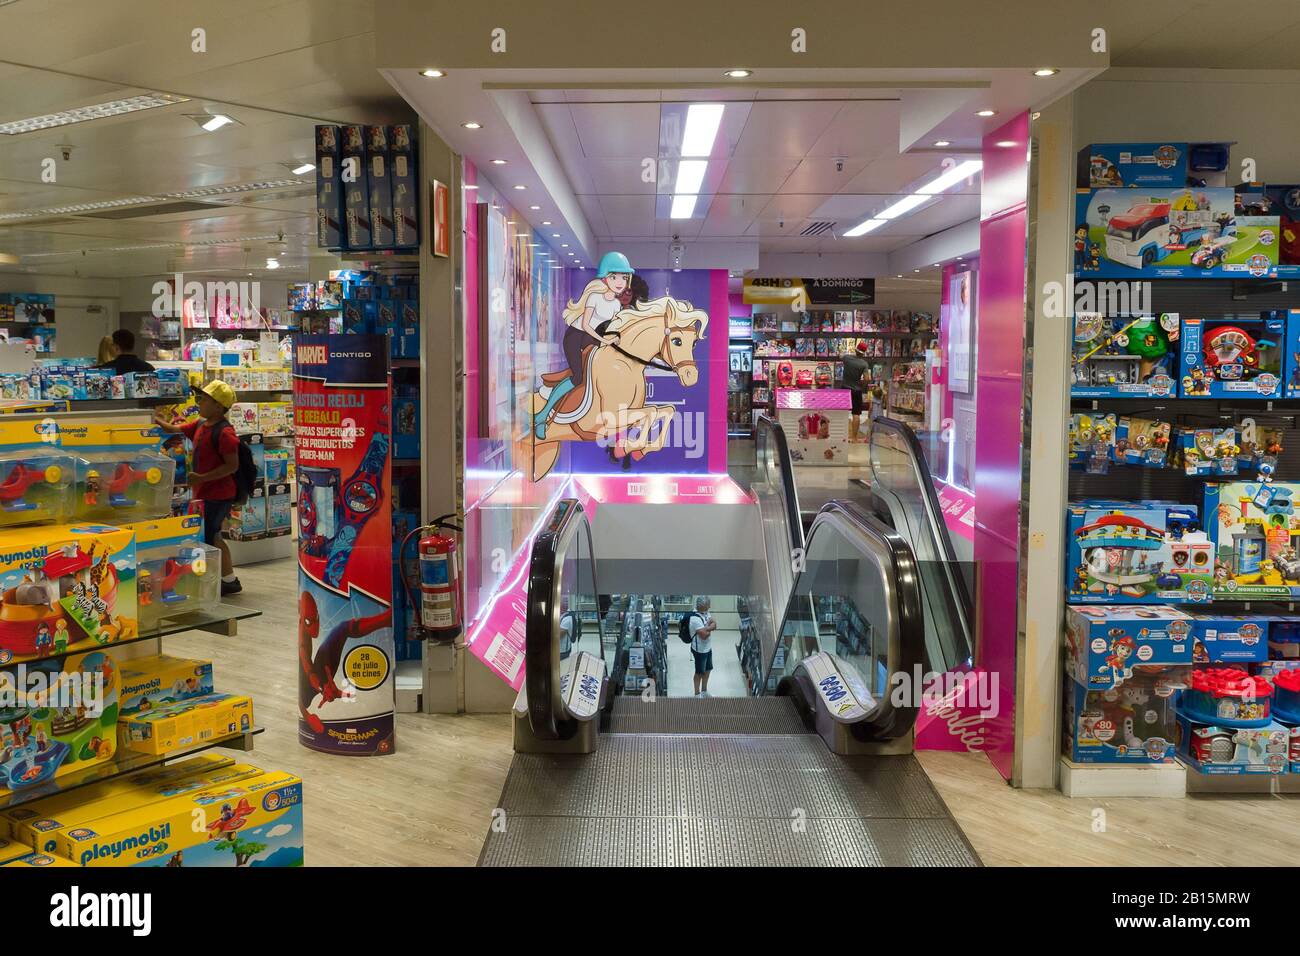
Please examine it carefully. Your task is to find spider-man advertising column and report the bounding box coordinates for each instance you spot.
[293,334,397,756]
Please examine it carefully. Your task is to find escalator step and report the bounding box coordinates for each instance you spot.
[608,696,808,735]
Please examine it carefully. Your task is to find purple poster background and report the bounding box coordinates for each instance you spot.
[566,268,727,475]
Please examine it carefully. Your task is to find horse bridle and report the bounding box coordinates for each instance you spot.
[609,330,697,374]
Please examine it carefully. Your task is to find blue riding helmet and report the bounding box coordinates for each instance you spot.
[596,251,634,278]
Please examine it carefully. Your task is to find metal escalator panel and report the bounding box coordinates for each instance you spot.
[867,416,975,675]
[765,501,925,741]
[524,498,604,740]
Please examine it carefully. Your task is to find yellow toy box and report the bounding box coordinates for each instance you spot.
[59,422,175,524]
[119,652,215,715]
[18,761,266,855]
[128,516,221,631]
[0,419,77,530]
[0,649,120,798]
[1,753,233,840]
[60,768,303,867]
[0,835,27,863]
[0,522,137,665]
[3,850,79,867]
[122,692,253,755]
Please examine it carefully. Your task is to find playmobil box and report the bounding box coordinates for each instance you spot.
[0,420,77,529]
[340,123,372,250]
[1070,313,1179,399]
[1174,714,1290,775]
[121,692,253,756]
[0,649,120,798]
[57,768,302,867]
[315,125,343,249]
[0,753,233,842]
[1076,142,1231,191]
[366,125,395,248]
[118,654,214,716]
[1179,315,1285,399]
[1063,668,1187,763]
[13,759,261,854]
[0,523,137,665]
[1175,426,1239,476]
[1115,416,1172,469]
[1065,605,1194,689]
[2,851,78,867]
[1067,501,1213,604]
[1075,186,1278,280]
[1203,482,1300,600]
[389,123,419,248]
[60,423,175,524]
[127,515,219,629]
[1184,611,1269,663]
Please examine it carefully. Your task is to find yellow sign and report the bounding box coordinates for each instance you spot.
[743,277,806,305]
[343,644,390,691]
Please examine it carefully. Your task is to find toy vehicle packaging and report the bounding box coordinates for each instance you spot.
[0,420,76,529]
[126,515,220,630]
[1180,314,1285,399]
[1065,605,1194,689]
[1067,501,1213,604]
[118,652,215,716]
[1071,313,1179,398]
[59,423,175,524]
[1203,481,1300,600]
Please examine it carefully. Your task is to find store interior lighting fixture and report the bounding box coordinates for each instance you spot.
[670,103,725,219]
[0,93,191,135]
[842,160,983,237]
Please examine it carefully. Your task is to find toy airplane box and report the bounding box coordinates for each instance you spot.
[0,419,77,529]
[1179,315,1285,399]
[1070,313,1179,399]
[1203,482,1300,600]
[118,653,214,716]
[127,515,220,630]
[1174,714,1290,775]
[1077,142,1231,190]
[1064,669,1187,763]
[57,768,303,867]
[0,523,137,666]
[13,759,261,853]
[1183,611,1269,663]
[122,692,253,756]
[1,753,233,842]
[1074,186,1279,280]
[0,649,120,798]
[59,423,175,524]
[1065,605,1194,689]
[1067,501,1213,604]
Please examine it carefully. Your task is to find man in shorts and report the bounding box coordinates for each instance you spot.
[689,596,717,697]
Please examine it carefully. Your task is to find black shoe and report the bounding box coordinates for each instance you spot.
[221,578,243,596]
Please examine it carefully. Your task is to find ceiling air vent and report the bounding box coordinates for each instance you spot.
[799,220,836,238]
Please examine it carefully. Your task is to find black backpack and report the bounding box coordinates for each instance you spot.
[210,420,259,505]
[677,611,699,645]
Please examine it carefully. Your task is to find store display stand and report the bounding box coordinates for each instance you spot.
[1058,757,1187,798]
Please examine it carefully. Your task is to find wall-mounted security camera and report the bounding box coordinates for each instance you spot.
[833,157,846,173]
[59,144,73,162]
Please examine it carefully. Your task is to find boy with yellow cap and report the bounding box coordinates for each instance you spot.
[154,380,242,595]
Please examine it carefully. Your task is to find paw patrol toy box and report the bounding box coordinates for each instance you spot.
[1174,714,1290,775]
[0,649,119,798]
[0,420,76,529]
[1184,612,1270,663]
[1203,482,1300,600]
[57,768,303,867]
[122,692,253,756]
[1077,142,1230,191]
[1067,501,1213,604]
[1065,606,1194,690]
[1064,668,1188,763]
[1179,315,1285,399]
[0,523,137,665]
[1071,313,1179,399]
[127,515,220,631]
[118,653,214,716]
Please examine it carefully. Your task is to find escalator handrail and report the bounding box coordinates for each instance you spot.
[868,415,976,641]
[762,498,927,739]
[755,414,805,553]
[524,498,602,740]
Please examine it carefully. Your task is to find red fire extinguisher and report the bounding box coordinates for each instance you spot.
[400,513,462,643]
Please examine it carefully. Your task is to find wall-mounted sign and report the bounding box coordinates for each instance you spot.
[742,277,874,306]
[431,179,450,258]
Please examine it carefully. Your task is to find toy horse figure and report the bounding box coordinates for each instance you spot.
[526,295,706,481]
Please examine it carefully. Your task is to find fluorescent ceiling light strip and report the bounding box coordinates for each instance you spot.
[916,160,983,195]
[875,193,930,220]
[680,104,724,157]
[670,195,698,219]
[841,218,886,238]
[843,160,983,237]
[0,93,190,135]
[0,180,310,221]
[674,159,708,196]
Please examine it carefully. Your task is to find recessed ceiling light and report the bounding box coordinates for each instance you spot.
[975,109,997,117]
[421,69,446,78]
[913,269,920,273]
[1033,68,1058,77]
[513,185,526,190]
[462,122,482,129]
[290,163,315,175]
[996,140,1016,148]
[529,205,540,210]
[957,256,964,260]
[724,69,751,78]
[895,274,903,278]
[266,258,280,269]
[197,113,235,132]
[561,243,569,248]
[542,220,552,225]
[933,140,951,147]
[552,233,560,237]
[491,159,507,165]
[0,93,190,136]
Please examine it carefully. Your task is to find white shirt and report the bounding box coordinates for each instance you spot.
[689,612,713,653]
[585,290,622,324]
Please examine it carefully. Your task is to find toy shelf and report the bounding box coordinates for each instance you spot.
[752,330,931,339]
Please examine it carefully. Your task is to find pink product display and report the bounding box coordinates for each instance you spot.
[775,388,852,411]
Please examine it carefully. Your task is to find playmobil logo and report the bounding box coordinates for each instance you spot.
[73,823,171,865]
[297,345,329,364]
[151,273,260,320]
[0,544,48,565]
[0,666,105,714]
[49,885,152,937]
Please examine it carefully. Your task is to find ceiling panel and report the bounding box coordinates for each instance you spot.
[599,195,657,237]
[712,156,800,196]
[698,194,761,238]
[802,100,901,159]
[729,100,844,158]
[568,102,662,158]
[778,156,871,194]
[585,158,657,195]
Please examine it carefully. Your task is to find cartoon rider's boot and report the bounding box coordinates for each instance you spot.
[532,378,574,439]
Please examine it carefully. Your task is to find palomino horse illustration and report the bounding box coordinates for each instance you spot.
[526,295,707,480]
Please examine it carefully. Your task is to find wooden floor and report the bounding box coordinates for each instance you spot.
[190,557,1300,867]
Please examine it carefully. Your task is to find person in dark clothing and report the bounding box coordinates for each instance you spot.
[97,329,156,375]
[842,341,872,443]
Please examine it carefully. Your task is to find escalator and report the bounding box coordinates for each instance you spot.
[480,419,980,867]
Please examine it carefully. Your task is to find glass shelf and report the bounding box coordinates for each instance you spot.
[0,727,265,810]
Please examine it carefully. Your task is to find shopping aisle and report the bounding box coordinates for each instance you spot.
[664,628,749,698]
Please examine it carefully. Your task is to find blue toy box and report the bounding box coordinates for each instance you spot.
[1070,313,1179,398]
[389,124,419,249]
[1279,310,1300,398]
[1203,481,1300,601]
[1065,605,1194,689]
[315,125,343,250]
[1174,714,1290,775]
[1180,314,1285,399]
[1064,668,1187,764]
[340,124,372,250]
[1067,501,1213,604]
[1184,611,1269,663]
[366,125,395,249]
[1115,416,1172,469]
[398,299,419,358]
[1176,426,1239,476]
[1077,142,1231,191]
[393,389,420,459]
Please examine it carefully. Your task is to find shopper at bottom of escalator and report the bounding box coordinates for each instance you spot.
[689,596,718,697]
[842,340,871,443]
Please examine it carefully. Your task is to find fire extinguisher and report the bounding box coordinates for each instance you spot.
[400,513,463,643]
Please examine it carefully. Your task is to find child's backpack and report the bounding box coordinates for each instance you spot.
[211,421,259,505]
